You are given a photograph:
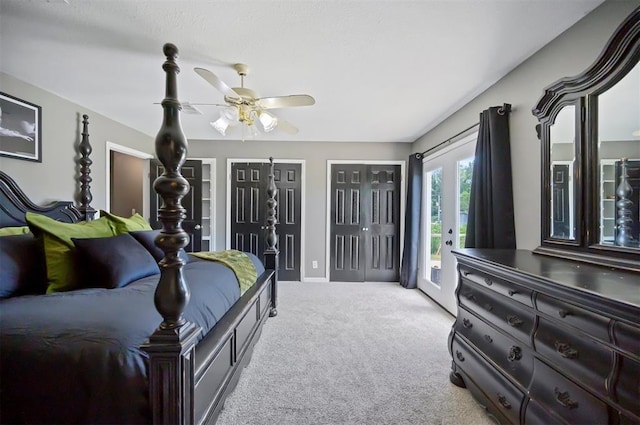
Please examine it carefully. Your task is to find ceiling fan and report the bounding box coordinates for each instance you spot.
[192,63,315,137]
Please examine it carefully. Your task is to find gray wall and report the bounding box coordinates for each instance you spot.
[188,140,411,279]
[0,72,154,210]
[412,0,638,251]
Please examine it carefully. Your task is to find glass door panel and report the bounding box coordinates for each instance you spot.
[418,137,476,315]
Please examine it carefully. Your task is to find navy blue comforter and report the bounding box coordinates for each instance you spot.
[0,254,264,424]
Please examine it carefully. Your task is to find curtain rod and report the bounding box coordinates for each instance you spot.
[420,122,479,157]
[419,103,512,157]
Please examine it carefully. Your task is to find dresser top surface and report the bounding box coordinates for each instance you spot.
[453,249,640,311]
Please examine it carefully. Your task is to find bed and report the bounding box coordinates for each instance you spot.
[0,43,279,425]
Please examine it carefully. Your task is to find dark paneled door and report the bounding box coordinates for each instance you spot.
[552,164,570,238]
[150,159,203,252]
[330,164,401,282]
[230,162,302,281]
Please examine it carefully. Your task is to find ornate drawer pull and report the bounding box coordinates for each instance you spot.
[463,292,477,302]
[484,278,493,286]
[555,342,579,359]
[558,310,573,318]
[484,335,493,344]
[456,350,465,362]
[508,290,518,296]
[484,303,493,312]
[462,270,470,277]
[497,393,512,410]
[507,315,523,327]
[554,388,579,409]
[507,346,522,362]
[462,318,473,329]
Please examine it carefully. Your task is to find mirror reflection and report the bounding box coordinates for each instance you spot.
[598,61,640,247]
[549,105,576,240]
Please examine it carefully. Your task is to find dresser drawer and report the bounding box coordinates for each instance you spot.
[534,317,613,397]
[536,293,611,342]
[616,355,640,417]
[529,359,610,425]
[614,321,640,357]
[456,306,534,388]
[460,266,533,308]
[459,280,535,346]
[525,399,568,425]
[452,336,524,425]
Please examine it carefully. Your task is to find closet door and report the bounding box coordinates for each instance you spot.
[230,161,302,281]
[330,164,401,282]
[365,165,401,281]
[330,164,366,281]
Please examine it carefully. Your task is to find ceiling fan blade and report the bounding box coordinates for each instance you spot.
[271,113,299,134]
[257,94,315,109]
[194,67,241,100]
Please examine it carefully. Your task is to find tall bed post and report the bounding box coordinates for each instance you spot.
[77,114,96,221]
[264,157,279,317]
[140,43,201,425]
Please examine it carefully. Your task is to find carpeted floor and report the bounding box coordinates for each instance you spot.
[216,281,494,425]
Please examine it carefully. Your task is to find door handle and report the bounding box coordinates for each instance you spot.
[194,225,202,230]
[445,240,453,246]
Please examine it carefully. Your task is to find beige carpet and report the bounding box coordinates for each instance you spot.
[216,281,494,425]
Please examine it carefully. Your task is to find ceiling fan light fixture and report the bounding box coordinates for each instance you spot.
[258,112,278,133]
[210,115,230,135]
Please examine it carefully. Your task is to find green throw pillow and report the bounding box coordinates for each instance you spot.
[25,212,117,293]
[100,210,152,234]
[0,226,30,236]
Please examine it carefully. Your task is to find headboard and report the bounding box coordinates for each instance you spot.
[0,114,95,227]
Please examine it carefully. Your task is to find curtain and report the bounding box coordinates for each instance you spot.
[399,153,423,288]
[465,105,516,249]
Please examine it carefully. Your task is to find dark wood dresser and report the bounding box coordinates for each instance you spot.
[449,249,640,425]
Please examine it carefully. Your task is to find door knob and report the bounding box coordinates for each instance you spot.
[194,225,202,230]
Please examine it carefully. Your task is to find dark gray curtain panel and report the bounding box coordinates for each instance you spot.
[400,153,423,288]
[465,105,516,249]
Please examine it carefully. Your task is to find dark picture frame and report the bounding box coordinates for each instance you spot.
[0,92,42,162]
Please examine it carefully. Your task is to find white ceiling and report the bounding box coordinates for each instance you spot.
[0,0,604,144]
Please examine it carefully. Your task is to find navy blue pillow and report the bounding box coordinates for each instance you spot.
[129,229,190,263]
[0,234,47,298]
[72,233,159,289]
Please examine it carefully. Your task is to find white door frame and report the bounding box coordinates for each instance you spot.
[105,141,153,219]
[325,160,406,283]
[418,133,476,315]
[226,158,306,282]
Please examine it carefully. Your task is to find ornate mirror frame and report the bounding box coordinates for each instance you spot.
[532,7,640,271]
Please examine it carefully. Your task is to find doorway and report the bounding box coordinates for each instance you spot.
[418,134,476,314]
[227,159,304,282]
[328,162,404,282]
[106,142,152,220]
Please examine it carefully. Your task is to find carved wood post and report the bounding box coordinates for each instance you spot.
[140,43,201,425]
[77,114,96,221]
[264,157,279,317]
[615,158,633,247]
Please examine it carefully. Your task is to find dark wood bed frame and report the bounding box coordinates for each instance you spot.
[0,43,278,425]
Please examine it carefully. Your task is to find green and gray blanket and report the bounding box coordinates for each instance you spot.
[191,250,257,295]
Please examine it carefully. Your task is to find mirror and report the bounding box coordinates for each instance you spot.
[533,8,640,271]
[597,61,640,247]
[549,105,577,240]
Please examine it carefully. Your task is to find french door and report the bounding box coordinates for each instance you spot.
[418,137,475,314]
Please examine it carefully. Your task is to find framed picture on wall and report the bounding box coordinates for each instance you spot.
[0,92,42,162]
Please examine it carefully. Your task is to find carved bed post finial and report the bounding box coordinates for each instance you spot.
[77,114,96,221]
[140,43,200,425]
[264,157,279,317]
